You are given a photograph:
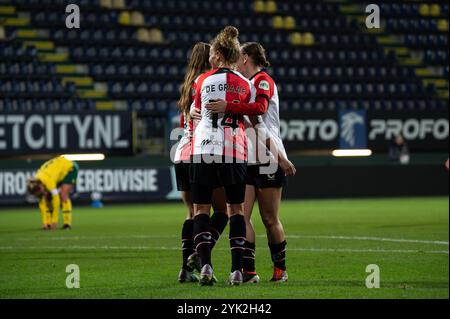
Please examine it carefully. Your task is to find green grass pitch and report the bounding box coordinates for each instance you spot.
[0,197,448,299]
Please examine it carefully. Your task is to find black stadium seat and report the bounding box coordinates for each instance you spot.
[0,0,447,112]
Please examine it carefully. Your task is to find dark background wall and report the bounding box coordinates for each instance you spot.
[283,163,449,199]
[0,153,447,206]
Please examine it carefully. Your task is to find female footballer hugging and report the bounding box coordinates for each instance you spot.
[190,26,270,286]
[174,42,228,283]
[205,42,296,283]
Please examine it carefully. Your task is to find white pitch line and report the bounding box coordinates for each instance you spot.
[289,248,449,254]
[9,234,449,246]
[0,246,447,254]
[283,235,449,246]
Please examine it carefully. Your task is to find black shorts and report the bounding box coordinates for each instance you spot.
[246,164,287,189]
[190,161,247,204]
[175,162,191,192]
[189,162,247,188]
[191,183,246,205]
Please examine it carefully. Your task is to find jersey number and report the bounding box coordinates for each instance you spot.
[209,100,238,129]
[221,114,239,129]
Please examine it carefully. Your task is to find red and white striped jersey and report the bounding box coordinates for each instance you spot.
[247,71,287,164]
[174,80,197,163]
[192,68,256,161]
[173,111,194,163]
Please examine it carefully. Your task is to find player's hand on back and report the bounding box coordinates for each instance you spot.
[205,99,227,113]
[190,107,202,121]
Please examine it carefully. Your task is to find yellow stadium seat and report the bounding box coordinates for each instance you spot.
[79,90,107,99]
[272,16,283,29]
[419,4,429,16]
[437,19,448,32]
[284,16,296,29]
[266,1,277,13]
[430,4,441,16]
[24,41,54,50]
[254,0,265,13]
[16,29,38,38]
[56,65,77,74]
[0,6,16,14]
[99,0,112,8]
[3,17,29,26]
[302,32,315,46]
[148,28,164,44]
[290,32,302,46]
[96,102,115,110]
[62,77,93,86]
[130,11,144,26]
[118,11,131,25]
[136,28,150,42]
[38,52,68,63]
[111,0,125,9]
[0,27,5,40]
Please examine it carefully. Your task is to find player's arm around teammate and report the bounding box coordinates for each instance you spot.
[190,26,256,286]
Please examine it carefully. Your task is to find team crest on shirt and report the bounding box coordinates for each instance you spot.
[258,80,270,91]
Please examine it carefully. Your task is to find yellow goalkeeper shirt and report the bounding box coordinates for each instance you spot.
[35,156,75,192]
[35,156,75,217]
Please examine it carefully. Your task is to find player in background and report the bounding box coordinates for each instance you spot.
[26,156,78,230]
[174,42,228,283]
[190,26,269,286]
[206,42,296,283]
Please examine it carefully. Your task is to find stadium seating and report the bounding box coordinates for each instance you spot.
[0,0,448,114]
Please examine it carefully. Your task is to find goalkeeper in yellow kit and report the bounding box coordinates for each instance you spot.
[26,156,79,230]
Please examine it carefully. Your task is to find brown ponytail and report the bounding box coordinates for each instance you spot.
[211,26,241,65]
[241,42,270,68]
[177,42,210,116]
